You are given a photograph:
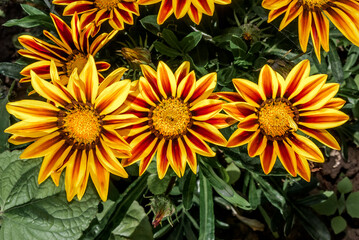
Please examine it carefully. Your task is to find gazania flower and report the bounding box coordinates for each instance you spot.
[137,0,231,25]
[52,0,139,33]
[18,13,115,84]
[223,60,349,181]
[119,61,233,178]
[5,56,138,201]
[262,0,359,61]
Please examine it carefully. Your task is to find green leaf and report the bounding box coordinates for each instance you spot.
[161,29,181,50]
[3,15,53,29]
[230,36,247,58]
[147,173,171,195]
[295,206,330,240]
[180,32,202,53]
[21,4,46,16]
[0,81,15,153]
[0,151,99,240]
[248,177,261,209]
[84,174,149,239]
[312,191,338,216]
[154,41,181,57]
[338,194,346,215]
[251,173,285,213]
[331,216,347,234]
[140,15,160,36]
[346,192,359,218]
[0,62,23,79]
[182,171,197,210]
[199,162,250,210]
[337,177,353,194]
[226,162,241,185]
[199,170,214,240]
[328,40,344,83]
[110,201,153,240]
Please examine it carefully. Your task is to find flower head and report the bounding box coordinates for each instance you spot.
[53,0,140,33]
[262,0,359,61]
[223,60,349,181]
[18,13,115,84]
[137,0,231,25]
[5,56,138,201]
[120,61,234,178]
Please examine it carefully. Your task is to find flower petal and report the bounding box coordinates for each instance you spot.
[204,113,237,129]
[189,72,217,106]
[259,64,279,99]
[121,131,156,166]
[296,153,311,182]
[284,60,310,99]
[260,140,277,174]
[177,71,196,102]
[96,139,128,178]
[274,140,297,176]
[139,76,160,106]
[299,126,341,150]
[191,121,227,146]
[20,132,62,159]
[95,80,131,115]
[222,102,256,121]
[31,71,71,107]
[157,139,170,179]
[236,113,259,131]
[183,129,215,157]
[6,100,59,120]
[38,143,71,184]
[233,78,264,107]
[287,133,324,162]
[157,61,176,98]
[299,109,349,129]
[88,150,109,201]
[227,128,255,148]
[167,138,187,177]
[248,131,267,157]
[190,99,223,121]
[5,118,58,137]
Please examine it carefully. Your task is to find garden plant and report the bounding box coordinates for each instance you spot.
[0,0,359,239]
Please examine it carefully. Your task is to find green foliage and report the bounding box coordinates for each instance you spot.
[0,151,99,240]
[331,216,347,235]
[110,201,153,240]
[2,0,359,239]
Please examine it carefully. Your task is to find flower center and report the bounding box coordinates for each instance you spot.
[300,0,329,9]
[257,98,299,141]
[58,102,102,148]
[94,0,120,10]
[65,52,88,76]
[149,97,191,139]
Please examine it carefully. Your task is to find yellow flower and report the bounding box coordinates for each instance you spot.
[5,56,138,202]
[137,0,231,25]
[223,60,349,181]
[52,0,140,32]
[262,0,359,61]
[18,13,116,84]
[119,61,234,178]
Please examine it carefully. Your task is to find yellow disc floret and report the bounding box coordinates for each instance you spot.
[301,0,329,9]
[258,99,299,140]
[150,98,191,139]
[94,0,120,10]
[65,52,88,77]
[61,104,101,145]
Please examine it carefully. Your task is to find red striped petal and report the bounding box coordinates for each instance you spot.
[191,121,227,146]
[274,140,297,176]
[260,140,276,174]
